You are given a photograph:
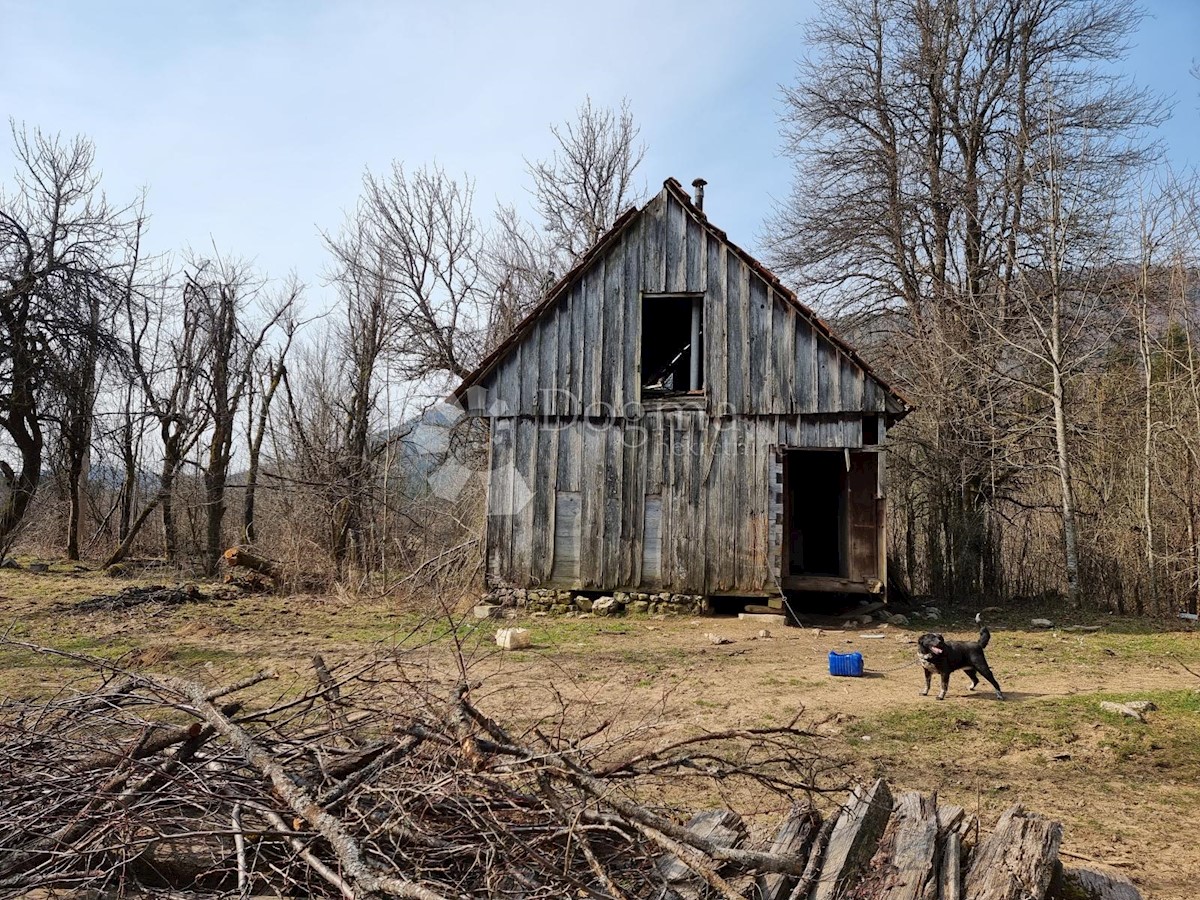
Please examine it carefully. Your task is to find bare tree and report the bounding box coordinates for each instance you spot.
[242,309,297,545]
[105,267,211,567]
[278,227,400,574]
[328,164,486,385]
[482,203,560,341]
[0,126,138,551]
[528,97,645,263]
[771,0,1164,603]
[183,258,298,574]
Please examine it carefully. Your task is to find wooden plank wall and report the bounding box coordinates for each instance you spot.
[485,413,865,594]
[476,191,892,419]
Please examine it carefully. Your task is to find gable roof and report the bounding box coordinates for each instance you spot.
[453,178,911,415]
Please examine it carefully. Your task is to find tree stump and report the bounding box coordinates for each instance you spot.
[846,791,939,900]
[963,804,1062,900]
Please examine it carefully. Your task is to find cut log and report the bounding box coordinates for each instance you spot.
[938,832,962,900]
[963,804,1062,900]
[657,809,747,893]
[810,778,893,900]
[222,546,284,581]
[1059,865,1142,900]
[756,806,821,900]
[662,806,744,897]
[935,804,964,836]
[845,791,939,900]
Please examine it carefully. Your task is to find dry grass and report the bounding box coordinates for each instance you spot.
[2,567,1198,898]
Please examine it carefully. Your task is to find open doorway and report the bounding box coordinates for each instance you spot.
[784,450,846,577]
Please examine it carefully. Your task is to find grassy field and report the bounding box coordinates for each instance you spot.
[2,564,1198,898]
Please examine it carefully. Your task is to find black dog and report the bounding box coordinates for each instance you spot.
[917,619,1004,700]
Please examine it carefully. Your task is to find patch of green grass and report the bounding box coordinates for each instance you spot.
[841,688,1200,787]
[844,706,980,749]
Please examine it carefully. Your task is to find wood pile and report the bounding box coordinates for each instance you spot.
[0,641,1141,900]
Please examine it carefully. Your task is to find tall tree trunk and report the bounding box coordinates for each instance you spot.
[243,359,287,544]
[1051,358,1081,607]
[0,418,42,553]
[1135,278,1158,612]
[118,391,138,543]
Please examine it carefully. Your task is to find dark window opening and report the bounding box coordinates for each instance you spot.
[785,450,846,577]
[641,294,703,395]
[862,416,879,445]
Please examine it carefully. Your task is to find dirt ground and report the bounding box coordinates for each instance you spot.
[2,566,1198,898]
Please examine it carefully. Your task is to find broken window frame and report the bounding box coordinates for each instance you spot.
[639,291,704,398]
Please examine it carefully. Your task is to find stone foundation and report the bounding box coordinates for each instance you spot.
[481,587,708,617]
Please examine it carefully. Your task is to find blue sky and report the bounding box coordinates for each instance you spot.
[1,0,1196,294]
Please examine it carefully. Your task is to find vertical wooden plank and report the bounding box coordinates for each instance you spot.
[705,237,728,412]
[691,217,705,294]
[737,262,752,414]
[641,495,663,585]
[840,354,864,411]
[603,424,623,588]
[724,421,742,591]
[623,219,643,414]
[703,420,726,592]
[641,192,666,294]
[557,295,573,417]
[697,418,710,595]
[519,328,540,415]
[495,355,515,417]
[535,425,559,582]
[607,233,626,413]
[681,415,700,592]
[747,277,769,413]
[556,420,582,492]
[751,421,769,591]
[817,340,841,413]
[621,420,645,586]
[796,320,817,413]
[576,423,597,587]
[847,451,879,581]
[540,305,558,415]
[775,301,797,415]
[863,375,878,414]
[725,255,745,415]
[569,282,586,417]
[686,412,704,592]
[685,211,703,293]
[601,248,621,415]
[551,491,582,582]
[666,194,687,292]
[583,263,604,416]
[514,419,538,584]
[657,415,673,588]
[644,411,663,495]
[487,419,515,584]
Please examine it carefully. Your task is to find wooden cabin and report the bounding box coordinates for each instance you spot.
[454,178,910,608]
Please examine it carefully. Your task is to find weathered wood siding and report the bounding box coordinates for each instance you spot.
[472,190,893,419]
[470,181,902,596]
[485,413,866,594]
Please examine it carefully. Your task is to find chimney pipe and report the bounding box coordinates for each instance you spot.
[691,177,707,212]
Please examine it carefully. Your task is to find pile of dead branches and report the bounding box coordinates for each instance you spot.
[68,583,210,612]
[0,642,837,899]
